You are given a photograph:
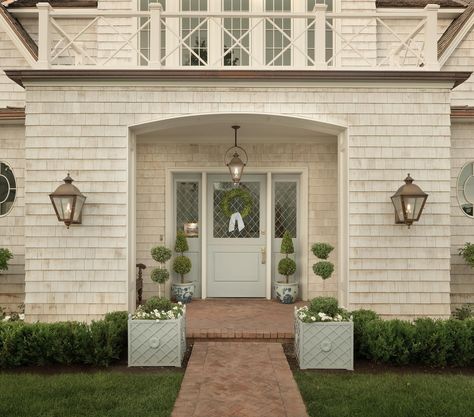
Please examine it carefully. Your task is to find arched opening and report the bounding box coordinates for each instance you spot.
[128,113,348,310]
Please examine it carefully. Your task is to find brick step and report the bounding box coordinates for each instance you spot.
[186,329,294,343]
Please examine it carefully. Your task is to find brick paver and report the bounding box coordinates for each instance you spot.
[172,342,309,417]
[186,299,306,341]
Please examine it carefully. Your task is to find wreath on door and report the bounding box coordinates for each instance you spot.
[221,187,253,219]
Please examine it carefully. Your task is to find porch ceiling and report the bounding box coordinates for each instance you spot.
[134,113,341,144]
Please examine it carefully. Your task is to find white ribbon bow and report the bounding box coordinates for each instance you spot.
[228,212,245,232]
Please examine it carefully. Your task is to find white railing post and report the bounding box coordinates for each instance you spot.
[149,3,163,68]
[36,2,52,69]
[313,4,327,69]
[424,4,440,70]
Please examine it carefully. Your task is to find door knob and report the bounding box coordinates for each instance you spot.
[261,247,266,264]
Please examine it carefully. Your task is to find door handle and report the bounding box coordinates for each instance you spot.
[261,247,266,264]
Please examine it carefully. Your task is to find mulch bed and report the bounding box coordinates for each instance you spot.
[283,343,474,375]
[0,343,194,375]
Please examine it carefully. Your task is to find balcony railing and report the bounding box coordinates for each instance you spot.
[34,2,441,71]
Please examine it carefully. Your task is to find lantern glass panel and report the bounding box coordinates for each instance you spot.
[403,197,417,222]
[52,195,75,221]
[228,155,245,183]
[392,195,403,223]
[73,195,86,223]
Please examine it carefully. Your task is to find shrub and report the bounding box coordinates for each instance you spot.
[313,261,334,280]
[363,319,416,365]
[151,246,172,264]
[173,256,192,281]
[453,304,473,320]
[298,297,350,322]
[459,242,474,268]
[151,268,170,284]
[143,297,173,313]
[360,318,474,367]
[278,231,296,284]
[309,297,341,318]
[312,242,334,280]
[351,309,380,359]
[0,248,13,272]
[173,232,191,284]
[278,258,296,282]
[311,243,334,260]
[443,319,474,367]
[174,231,189,254]
[280,231,295,255]
[150,245,172,291]
[0,314,128,368]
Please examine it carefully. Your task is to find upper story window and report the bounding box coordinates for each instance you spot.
[138,0,335,67]
[223,0,250,66]
[0,162,17,217]
[182,0,208,66]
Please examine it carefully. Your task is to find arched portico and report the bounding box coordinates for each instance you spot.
[128,113,348,311]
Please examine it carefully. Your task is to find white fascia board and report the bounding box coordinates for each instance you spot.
[0,12,36,66]
[439,12,474,67]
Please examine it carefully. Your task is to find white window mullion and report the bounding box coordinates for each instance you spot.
[251,0,264,68]
[293,0,306,68]
[209,0,221,67]
[166,0,180,67]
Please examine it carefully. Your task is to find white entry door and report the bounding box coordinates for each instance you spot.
[207,175,267,297]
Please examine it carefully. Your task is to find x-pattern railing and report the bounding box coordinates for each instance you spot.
[35,3,441,70]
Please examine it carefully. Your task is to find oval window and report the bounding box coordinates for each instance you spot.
[0,162,17,217]
[457,162,474,218]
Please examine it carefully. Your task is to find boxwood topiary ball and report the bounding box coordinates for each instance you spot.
[173,255,192,276]
[311,243,334,260]
[278,257,296,277]
[313,261,334,280]
[151,246,172,264]
[151,268,170,284]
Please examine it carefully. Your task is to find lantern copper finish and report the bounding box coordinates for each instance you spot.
[49,174,86,228]
[391,174,428,228]
[224,125,248,185]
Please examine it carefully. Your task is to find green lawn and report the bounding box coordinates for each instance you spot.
[0,372,183,417]
[295,371,474,417]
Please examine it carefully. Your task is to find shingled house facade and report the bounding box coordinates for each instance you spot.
[0,0,474,322]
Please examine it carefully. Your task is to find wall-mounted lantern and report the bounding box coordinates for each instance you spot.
[224,125,248,185]
[391,174,428,228]
[49,174,86,228]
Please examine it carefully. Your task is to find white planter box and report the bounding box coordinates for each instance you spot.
[128,312,186,367]
[295,314,353,370]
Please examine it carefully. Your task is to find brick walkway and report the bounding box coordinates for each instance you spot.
[186,299,306,341]
[172,342,308,417]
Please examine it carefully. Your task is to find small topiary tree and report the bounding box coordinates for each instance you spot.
[150,246,172,297]
[459,242,474,268]
[0,248,13,273]
[312,242,334,280]
[278,231,296,284]
[173,231,191,283]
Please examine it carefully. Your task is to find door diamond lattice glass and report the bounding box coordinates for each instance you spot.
[176,181,199,238]
[274,181,297,238]
[213,182,260,238]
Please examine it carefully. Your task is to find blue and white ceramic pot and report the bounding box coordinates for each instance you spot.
[274,282,298,304]
[172,282,194,304]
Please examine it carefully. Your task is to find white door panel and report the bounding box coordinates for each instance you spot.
[207,174,266,297]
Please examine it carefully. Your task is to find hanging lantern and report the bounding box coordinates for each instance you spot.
[224,125,248,185]
[391,174,428,228]
[49,173,86,228]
